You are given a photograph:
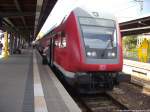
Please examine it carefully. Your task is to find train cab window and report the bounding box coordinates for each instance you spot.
[79,17,117,49]
[81,26,116,49]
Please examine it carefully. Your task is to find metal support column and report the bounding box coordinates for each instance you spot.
[9,32,14,55]
[14,33,18,50]
[3,32,9,58]
[18,34,21,48]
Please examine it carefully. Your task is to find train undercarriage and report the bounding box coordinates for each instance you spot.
[60,69,120,94]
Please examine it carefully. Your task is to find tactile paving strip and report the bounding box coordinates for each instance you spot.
[22,52,34,112]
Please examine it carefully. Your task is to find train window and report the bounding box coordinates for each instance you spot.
[61,38,67,48]
[61,31,65,37]
[54,34,59,47]
[54,40,59,47]
[60,31,67,48]
[80,25,117,49]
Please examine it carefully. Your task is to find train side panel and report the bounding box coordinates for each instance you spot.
[64,12,83,71]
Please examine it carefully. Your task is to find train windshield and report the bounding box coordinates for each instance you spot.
[79,17,117,49]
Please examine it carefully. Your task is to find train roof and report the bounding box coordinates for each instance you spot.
[40,7,117,39]
[73,7,116,21]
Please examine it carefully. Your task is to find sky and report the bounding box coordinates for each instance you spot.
[36,0,150,40]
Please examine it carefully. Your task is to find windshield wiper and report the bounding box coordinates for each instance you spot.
[101,39,113,57]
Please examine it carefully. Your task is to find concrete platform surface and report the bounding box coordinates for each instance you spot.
[35,50,81,112]
[0,49,81,112]
[0,49,34,112]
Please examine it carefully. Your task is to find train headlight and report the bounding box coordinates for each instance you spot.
[87,52,92,56]
[111,52,115,57]
[87,51,97,57]
[108,52,116,57]
[91,51,97,57]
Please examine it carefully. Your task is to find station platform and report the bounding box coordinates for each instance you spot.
[122,59,150,91]
[0,49,81,112]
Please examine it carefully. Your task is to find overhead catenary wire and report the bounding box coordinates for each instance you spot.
[114,0,144,13]
[114,5,137,13]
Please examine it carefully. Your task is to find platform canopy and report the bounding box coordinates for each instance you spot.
[120,14,150,36]
[0,0,57,40]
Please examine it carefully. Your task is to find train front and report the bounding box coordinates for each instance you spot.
[74,9,123,92]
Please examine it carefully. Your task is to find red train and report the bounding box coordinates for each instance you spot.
[38,8,123,92]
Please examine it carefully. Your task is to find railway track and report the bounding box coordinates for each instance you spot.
[76,93,128,112]
[51,65,128,112]
[49,62,150,112]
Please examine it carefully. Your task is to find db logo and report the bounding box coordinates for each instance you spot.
[100,65,106,70]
